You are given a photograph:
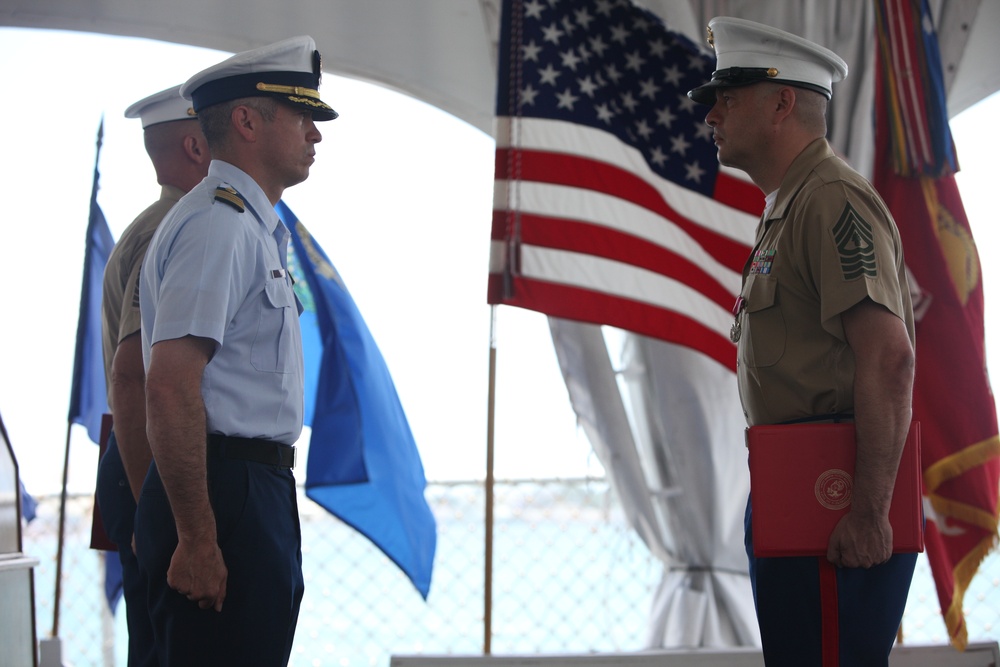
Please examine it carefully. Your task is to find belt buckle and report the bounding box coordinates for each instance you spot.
[291,446,297,469]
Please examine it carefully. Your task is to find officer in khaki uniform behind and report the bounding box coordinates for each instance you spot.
[688,17,917,666]
[98,84,209,667]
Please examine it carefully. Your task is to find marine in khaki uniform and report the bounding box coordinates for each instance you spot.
[689,17,917,666]
[736,136,915,426]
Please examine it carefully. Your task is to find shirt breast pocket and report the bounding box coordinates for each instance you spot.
[742,276,785,368]
[251,277,296,374]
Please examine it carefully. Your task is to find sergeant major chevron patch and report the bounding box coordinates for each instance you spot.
[833,202,876,280]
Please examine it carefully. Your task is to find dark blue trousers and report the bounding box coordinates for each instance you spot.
[95,430,158,667]
[135,449,304,667]
[745,496,917,666]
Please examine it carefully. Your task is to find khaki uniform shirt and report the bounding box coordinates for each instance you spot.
[101,185,185,405]
[735,139,914,426]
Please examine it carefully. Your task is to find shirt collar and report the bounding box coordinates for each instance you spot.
[207,160,279,234]
[767,138,836,222]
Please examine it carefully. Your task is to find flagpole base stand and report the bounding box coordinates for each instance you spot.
[39,637,73,667]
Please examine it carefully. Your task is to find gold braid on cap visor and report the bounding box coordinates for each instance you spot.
[256,82,322,100]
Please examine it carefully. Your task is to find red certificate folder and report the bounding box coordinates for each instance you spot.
[747,421,924,558]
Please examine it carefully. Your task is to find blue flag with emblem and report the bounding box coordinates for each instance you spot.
[68,120,114,444]
[279,201,436,599]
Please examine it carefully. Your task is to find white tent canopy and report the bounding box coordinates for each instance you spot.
[1,0,996,137]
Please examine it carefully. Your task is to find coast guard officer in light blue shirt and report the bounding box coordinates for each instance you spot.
[137,35,337,667]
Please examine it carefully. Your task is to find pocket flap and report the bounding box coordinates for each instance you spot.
[746,276,777,313]
[264,276,295,309]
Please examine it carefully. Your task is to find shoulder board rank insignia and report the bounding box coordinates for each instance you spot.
[214,186,245,212]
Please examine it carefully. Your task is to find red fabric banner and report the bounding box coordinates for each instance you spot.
[874,2,1000,647]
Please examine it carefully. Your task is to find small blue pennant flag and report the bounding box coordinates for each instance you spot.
[279,201,437,599]
[19,479,36,523]
[68,120,114,444]
[104,552,124,614]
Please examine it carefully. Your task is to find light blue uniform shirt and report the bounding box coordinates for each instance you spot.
[140,161,304,444]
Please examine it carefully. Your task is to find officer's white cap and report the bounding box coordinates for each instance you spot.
[688,17,848,105]
[180,35,337,121]
[124,85,197,129]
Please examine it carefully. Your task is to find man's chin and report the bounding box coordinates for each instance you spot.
[716,151,740,170]
[287,170,310,188]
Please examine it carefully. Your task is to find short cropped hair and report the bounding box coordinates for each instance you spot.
[197,96,280,149]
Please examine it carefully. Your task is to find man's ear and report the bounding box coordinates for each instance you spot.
[183,134,207,163]
[773,86,796,123]
[231,105,258,142]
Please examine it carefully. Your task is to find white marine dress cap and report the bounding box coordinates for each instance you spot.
[124,85,197,128]
[688,17,849,105]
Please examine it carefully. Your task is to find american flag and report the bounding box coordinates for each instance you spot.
[488,0,761,370]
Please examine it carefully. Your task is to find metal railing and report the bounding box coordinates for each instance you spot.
[21,479,1000,666]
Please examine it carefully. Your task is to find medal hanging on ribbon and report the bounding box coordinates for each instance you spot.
[730,296,746,343]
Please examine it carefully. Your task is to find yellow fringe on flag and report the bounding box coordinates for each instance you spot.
[942,499,1000,651]
[924,435,1000,495]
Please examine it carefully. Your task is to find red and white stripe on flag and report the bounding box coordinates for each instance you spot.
[488,118,759,370]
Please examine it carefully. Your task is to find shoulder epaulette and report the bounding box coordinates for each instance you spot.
[214,186,245,213]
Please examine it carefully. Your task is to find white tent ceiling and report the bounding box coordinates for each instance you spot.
[2,0,996,138]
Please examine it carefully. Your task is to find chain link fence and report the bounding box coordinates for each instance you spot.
[21,479,1000,666]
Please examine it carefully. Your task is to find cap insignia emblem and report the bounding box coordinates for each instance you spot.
[706,25,715,49]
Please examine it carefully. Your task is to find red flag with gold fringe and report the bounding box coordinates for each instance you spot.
[873,0,1000,649]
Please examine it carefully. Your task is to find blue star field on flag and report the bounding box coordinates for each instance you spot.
[496,0,720,196]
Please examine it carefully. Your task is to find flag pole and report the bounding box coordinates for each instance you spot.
[484,305,498,654]
[51,422,72,638]
[57,120,103,640]
[52,118,109,654]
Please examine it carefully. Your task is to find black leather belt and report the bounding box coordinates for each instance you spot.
[780,412,854,425]
[207,434,296,469]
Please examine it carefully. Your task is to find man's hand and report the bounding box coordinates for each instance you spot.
[167,535,228,611]
[827,510,893,568]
